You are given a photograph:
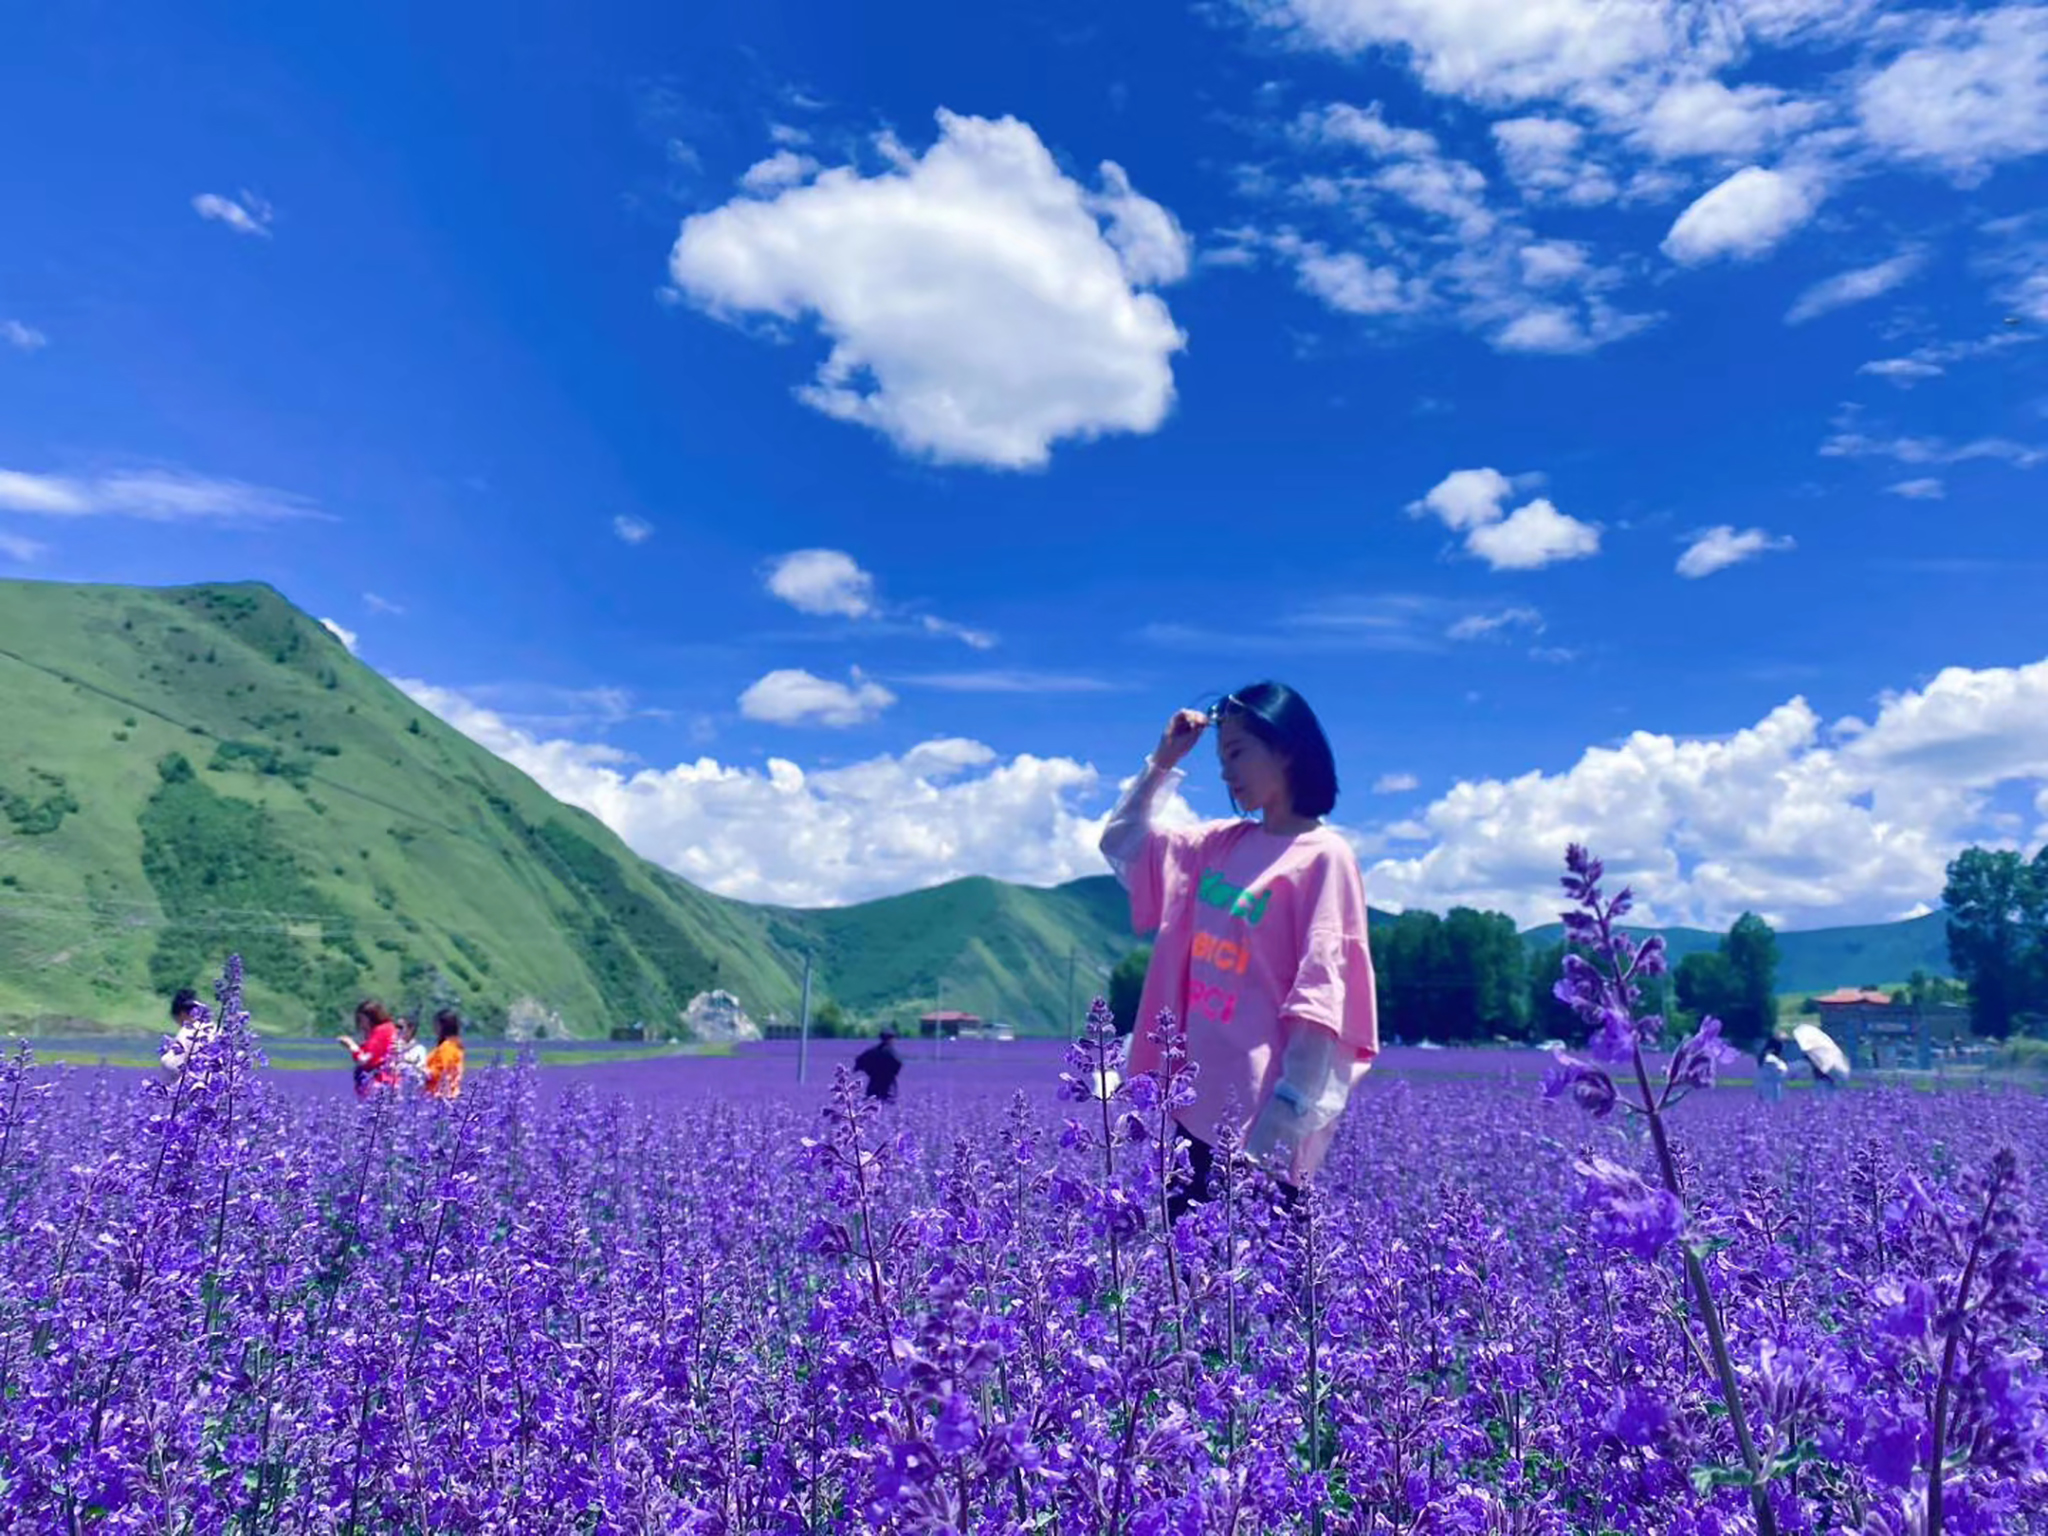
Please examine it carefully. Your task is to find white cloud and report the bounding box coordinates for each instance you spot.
[918,614,998,650]
[738,668,896,727]
[1820,412,2046,468]
[1859,357,1945,385]
[1467,498,1601,570]
[1492,304,1644,354]
[892,669,1117,693]
[1519,240,1590,286]
[762,548,994,646]
[192,191,273,238]
[319,618,360,652]
[1675,525,1796,578]
[1300,101,1440,159]
[1491,118,1619,205]
[1448,605,1543,640]
[1785,251,1924,324]
[1636,78,1823,159]
[1372,771,1420,794]
[769,123,812,147]
[739,150,821,193]
[400,680,1196,905]
[1408,467,1515,531]
[1662,166,1817,264]
[2,320,47,352]
[0,532,46,562]
[1266,102,1655,353]
[1279,239,1421,315]
[764,548,876,618]
[1092,161,1194,286]
[364,591,405,616]
[669,109,1188,469]
[1858,327,2036,386]
[1409,467,1599,570]
[1856,8,2048,181]
[613,514,655,545]
[0,466,321,522]
[1365,656,2048,928]
[1887,477,1946,499]
[1245,0,1703,108]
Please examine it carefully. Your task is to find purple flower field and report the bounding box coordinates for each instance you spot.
[4,928,2046,1531]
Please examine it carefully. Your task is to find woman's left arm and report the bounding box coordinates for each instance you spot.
[1245,844,1379,1165]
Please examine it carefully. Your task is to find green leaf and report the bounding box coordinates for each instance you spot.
[1764,1440,1820,1481]
[1689,1461,1755,1496]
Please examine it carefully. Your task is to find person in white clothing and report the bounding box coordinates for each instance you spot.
[159,987,217,1082]
[395,1017,430,1089]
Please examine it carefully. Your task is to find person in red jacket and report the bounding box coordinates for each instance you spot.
[337,999,399,1100]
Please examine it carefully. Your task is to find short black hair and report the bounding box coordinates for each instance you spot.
[434,1009,462,1041]
[170,987,201,1022]
[1215,680,1340,818]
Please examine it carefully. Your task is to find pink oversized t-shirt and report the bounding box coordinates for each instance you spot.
[1123,819,1379,1181]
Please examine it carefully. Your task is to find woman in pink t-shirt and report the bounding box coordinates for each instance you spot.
[1099,682,1379,1216]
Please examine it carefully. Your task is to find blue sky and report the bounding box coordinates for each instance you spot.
[3,0,2047,927]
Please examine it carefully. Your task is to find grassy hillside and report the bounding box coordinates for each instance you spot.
[0,579,817,1034]
[0,578,1145,1037]
[1519,910,1952,994]
[764,874,1137,1033]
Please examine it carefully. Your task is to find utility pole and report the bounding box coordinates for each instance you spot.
[1066,948,1078,1043]
[933,976,943,1062]
[797,951,813,1085]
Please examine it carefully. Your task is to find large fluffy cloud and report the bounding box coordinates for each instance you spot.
[669,110,1189,469]
[1366,657,2048,928]
[398,680,1195,906]
[407,657,2048,927]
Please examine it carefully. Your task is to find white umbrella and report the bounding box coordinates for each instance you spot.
[1791,1023,1850,1082]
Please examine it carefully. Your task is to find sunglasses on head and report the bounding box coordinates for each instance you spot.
[1205,693,1245,725]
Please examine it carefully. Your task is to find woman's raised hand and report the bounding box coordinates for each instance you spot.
[1153,708,1208,770]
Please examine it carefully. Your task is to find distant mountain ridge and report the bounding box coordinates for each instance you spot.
[1517,911,1952,994]
[0,578,1951,1035]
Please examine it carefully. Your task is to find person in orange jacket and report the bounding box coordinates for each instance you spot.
[423,1009,465,1101]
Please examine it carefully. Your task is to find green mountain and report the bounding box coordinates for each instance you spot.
[0,579,1131,1037]
[0,577,1957,1037]
[1518,910,1953,994]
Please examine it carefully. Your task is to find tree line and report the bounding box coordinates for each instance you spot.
[1109,905,1785,1049]
[1942,845,2048,1038]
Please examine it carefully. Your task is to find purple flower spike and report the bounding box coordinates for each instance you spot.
[1667,1015,1738,1094]
[1543,1053,1618,1119]
[1574,1156,1684,1259]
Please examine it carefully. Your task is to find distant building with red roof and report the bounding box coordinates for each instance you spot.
[1812,987,1968,1068]
[918,1010,981,1039]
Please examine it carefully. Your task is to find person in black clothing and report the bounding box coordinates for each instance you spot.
[853,1029,903,1101]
